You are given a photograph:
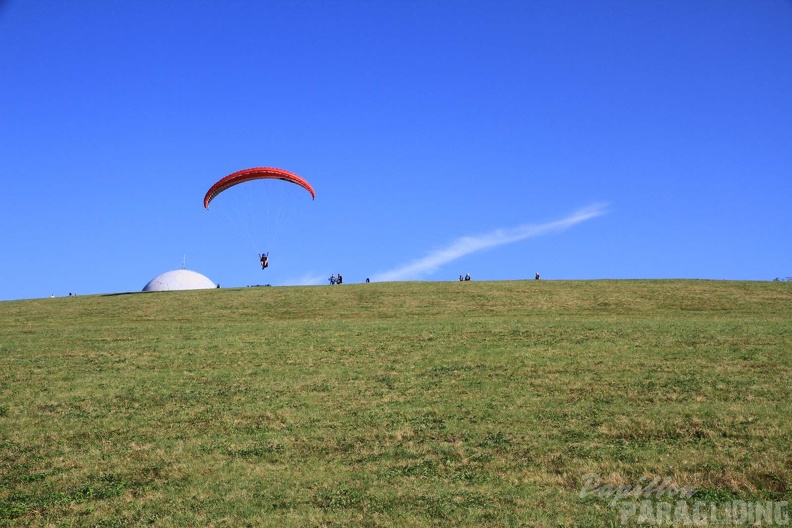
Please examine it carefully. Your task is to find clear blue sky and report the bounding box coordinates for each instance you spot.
[1,1,790,300]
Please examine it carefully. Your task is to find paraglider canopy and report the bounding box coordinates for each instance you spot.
[203,167,315,209]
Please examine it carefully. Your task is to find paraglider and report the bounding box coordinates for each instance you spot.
[204,167,315,270]
[204,167,315,209]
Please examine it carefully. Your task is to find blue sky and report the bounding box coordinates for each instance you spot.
[1,1,790,300]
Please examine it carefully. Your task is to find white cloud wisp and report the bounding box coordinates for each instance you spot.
[371,203,608,282]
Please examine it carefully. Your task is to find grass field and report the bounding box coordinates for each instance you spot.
[1,280,790,527]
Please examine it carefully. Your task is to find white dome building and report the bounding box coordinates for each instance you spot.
[142,269,216,292]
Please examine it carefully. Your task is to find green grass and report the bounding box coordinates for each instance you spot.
[1,280,790,526]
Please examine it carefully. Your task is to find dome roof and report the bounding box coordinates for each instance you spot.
[142,269,216,292]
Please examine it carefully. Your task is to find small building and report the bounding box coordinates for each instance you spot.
[142,269,216,292]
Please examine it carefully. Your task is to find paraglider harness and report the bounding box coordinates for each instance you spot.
[259,252,269,269]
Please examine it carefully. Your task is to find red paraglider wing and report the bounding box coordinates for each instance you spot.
[203,167,315,209]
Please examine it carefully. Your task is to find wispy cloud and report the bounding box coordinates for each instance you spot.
[292,272,328,286]
[371,203,608,282]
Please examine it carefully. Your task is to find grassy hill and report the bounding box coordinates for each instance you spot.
[1,280,790,526]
